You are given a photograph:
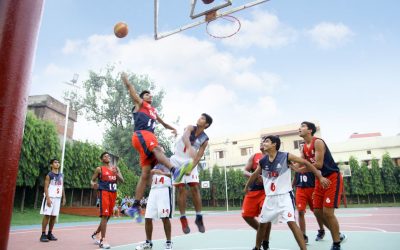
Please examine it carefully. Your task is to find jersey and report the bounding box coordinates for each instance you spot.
[47,172,63,198]
[259,151,292,196]
[294,172,315,188]
[189,126,209,151]
[98,166,118,192]
[133,101,157,133]
[151,164,172,189]
[303,137,339,177]
[248,152,264,191]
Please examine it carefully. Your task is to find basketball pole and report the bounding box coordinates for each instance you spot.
[0,1,44,249]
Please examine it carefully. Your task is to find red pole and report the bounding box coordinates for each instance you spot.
[0,0,44,249]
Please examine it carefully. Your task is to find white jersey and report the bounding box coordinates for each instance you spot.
[259,152,292,196]
[47,172,63,198]
[151,164,172,189]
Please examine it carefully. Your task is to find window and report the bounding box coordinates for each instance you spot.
[214,151,224,159]
[293,140,304,150]
[240,147,253,156]
[367,150,371,155]
[232,141,237,145]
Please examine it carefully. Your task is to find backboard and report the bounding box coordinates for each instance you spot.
[154,0,271,40]
[339,164,352,177]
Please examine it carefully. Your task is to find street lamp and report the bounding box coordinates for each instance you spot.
[60,74,80,174]
[223,138,229,212]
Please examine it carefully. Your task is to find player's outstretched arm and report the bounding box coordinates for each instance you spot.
[121,72,143,107]
[244,164,261,192]
[156,114,177,135]
[288,153,330,188]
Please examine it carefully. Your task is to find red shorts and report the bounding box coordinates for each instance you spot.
[242,190,266,217]
[313,172,343,209]
[132,130,159,167]
[295,187,314,212]
[174,182,199,188]
[99,190,117,217]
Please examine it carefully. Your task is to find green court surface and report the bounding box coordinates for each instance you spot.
[112,229,400,250]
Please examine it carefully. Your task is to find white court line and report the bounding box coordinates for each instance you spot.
[341,225,387,232]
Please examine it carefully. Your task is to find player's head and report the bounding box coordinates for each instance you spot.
[139,90,152,103]
[49,158,60,170]
[299,121,317,137]
[262,135,281,151]
[198,113,213,128]
[259,142,265,153]
[100,151,110,163]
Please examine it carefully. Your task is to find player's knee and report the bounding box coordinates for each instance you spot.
[322,208,334,218]
[298,210,306,217]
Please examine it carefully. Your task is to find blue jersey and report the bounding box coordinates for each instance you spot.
[294,172,315,188]
[189,126,209,150]
[133,101,157,133]
[303,137,339,177]
[259,151,292,195]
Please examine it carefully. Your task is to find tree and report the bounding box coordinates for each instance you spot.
[68,66,175,174]
[211,166,224,206]
[199,168,212,206]
[370,158,385,203]
[117,159,139,198]
[17,112,60,211]
[360,162,373,203]
[349,156,363,203]
[381,153,399,202]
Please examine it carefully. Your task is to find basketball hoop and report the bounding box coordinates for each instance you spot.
[206,14,241,39]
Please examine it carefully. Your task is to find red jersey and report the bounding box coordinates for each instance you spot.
[98,166,117,192]
[248,152,264,191]
[133,101,158,133]
[303,137,339,177]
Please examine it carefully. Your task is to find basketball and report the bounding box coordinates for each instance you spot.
[114,22,128,38]
[202,0,215,4]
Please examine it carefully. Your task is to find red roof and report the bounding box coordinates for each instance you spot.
[349,132,382,139]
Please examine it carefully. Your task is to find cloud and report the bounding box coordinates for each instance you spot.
[307,22,354,49]
[210,10,297,49]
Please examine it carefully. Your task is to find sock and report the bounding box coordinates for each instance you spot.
[196,214,202,220]
[48,231,52,235]
[333,242,340,246]
[180,214,186,218]
[166,240,171,243]
[146,240,152,245]
[133,199,140,207]
[42,231,46,235]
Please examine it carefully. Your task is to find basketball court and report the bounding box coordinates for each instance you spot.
[8,207,400,249]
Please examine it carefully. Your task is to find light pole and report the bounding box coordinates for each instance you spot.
[60,73,79,174]
[223,138,229,212]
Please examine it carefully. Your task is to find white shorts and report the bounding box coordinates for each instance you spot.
[170,155,199,184]
[40,197,61,216]
[145,187,172,219]
[259,191,296,224]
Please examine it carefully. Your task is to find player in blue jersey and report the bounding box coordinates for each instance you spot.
[245,135,330,250]
[173,114,212,234]
[122,73,192,219]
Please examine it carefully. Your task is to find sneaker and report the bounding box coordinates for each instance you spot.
[126,205,143,223]
[330,244,341,250]
[180,217,190,234]
[304,234,309,244]
[91,231,101,245]
[195,215,205,233]
[340,232,347,243]
[47,233,58,241]
[173,161,193,182]
[99,238,111,249]
[40,233,49,242]
[165,241,173,250]
[252,248,260,250]
[262,240,269,250]
[315,229,325,241]
[136,241,153,250]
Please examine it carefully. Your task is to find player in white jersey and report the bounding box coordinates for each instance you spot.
[245,136,330,250]
[39,159,66,242]
[172,113,212,234]
[135,163,173,250]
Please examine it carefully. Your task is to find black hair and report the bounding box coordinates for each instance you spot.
[202,113,213,128]
[139,90,150,99]
[49,158,58,165]
[100,151,110,159]
[263,135,281,150]
[301,121,317,136]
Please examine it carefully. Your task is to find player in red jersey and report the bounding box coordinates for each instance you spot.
[90,152,124,249]
[121,73,192,218]
[242,144,271,250]
[299,121,347,250]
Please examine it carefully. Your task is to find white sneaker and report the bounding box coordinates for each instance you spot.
[135,241,153,250]
[165,241,173,250]
[99,238,111,249]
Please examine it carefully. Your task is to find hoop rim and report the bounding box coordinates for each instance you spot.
[206,14,241,39]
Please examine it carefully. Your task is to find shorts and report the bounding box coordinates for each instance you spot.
[295,187,314,212]
[145,187,172,219]
[259,192,296,224]
[132,130,159,167]
[242,190,266,217]
[99,190,117,217]
[40,196,61,216]
[174,166,199,187]
[313,172,343,209]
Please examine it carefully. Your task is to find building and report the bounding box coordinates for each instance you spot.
[28,95,77,143]
[205,122,321,170]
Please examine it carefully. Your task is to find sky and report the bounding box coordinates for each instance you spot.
[29,0,400,145]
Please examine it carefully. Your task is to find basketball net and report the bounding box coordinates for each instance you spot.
[205,10,241,39]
